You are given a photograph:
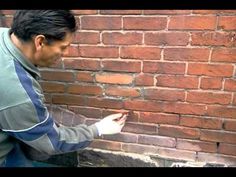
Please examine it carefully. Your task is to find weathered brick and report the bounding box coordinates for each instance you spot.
[200,130,236,144]
[63,46,79,57]
[159,125,200,139]
[122,143,158,154]
[103,133,138,143]
[224,119,236,131]
[218,143,236,156]
[90,139,122,151]
[81,16,121,30]
[143,61,186,74]
[76,71,94,82]
[52,95,86,106]
[102,60,141,73]
[95,73,133,85]
[139,112,179,125]
[144,88,185,102]
[169,16,216,30]
[206,105,236,119]
[156,75,199,89]
[211,48,236,63]
[122,122,157,135]
[40,82,65,93]
[164,48,210,62]
[120,46,161,60]
[176,139,217,153]
[188,63,233,77]
[124,100,163,112]
[73,32,100,44]
[191,32,236,47]
[64,59,101,71]
[100,10,142,15]
[105,86,140,98]
[144,10,191,15]
[68,106,102,119]
[138,134,176,147]
[41,71,74,82]
[134,73,154,86]
[102,32,142,45]
[67,84,103,95]
[187,91,231,105]
[180,116,222,129]
[218,16,236,30]
[200,77,222,90]
[224,79,236,91]
[145,32,189,46]
[79,46,119,58]
[72,10,98,15]
[192,10,219,14]
[123,17,167,30]
[87,97,123,109]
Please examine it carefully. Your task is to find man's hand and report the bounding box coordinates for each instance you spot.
[95,113,127,136]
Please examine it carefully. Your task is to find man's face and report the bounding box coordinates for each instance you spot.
[35,32,74,67]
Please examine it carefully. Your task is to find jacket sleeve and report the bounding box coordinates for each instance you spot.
[0,102,99,155]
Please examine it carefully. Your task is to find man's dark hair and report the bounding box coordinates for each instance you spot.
[10,10,77,44]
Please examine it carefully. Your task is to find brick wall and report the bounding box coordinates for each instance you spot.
[1,10,236,166]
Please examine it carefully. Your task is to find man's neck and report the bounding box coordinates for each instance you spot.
[10,33,35,64]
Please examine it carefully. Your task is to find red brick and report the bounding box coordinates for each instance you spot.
[159,125,200,139]
[41,71,74,82]
[40,82,65,93]
[191,32,236,47]
[206,105,236,119]
[177,139,217,153]
[122,122,157,135]
[211,48,236,63]
[163,102,206,116]
[63,46,79,57]
[76,71,94,82]
[192,10,219,14]
[52,95,86,106]
[102,60,141,73]
[87,97,123,109]
[143,61,186,74]
[123,17,167,30]
[157,147,196,161]
[233,94,236,106]
[169,16,216,30]
[144,10,191,15]
[144,88,185,101]
[200,130,236,144]
[138,135,176,147]
[120,46,161,60]
[73,32,100,44]
[139,112,179,125]
[187,91,231,105]
[145,32,189,46]
[200,77,222,90]
[72,10,98,15]
[44,93,51,104]
[95,73,133,85]
[90,140,121,151]
[218,143,236,156]
[68,106,102,119]
[134,74,154,86]
[197,152,236,166]
[79,46,119,58]
[156,75,199,89]
[164,48,210,62]
[100,10,142,15]
[67,84,102,95]
[102,32,142,45]
[103,133,138,143]
[180,116,222,129]
[64,59,101,71]
[81,16,121,30]
[122,143,158,154]
[188,63,233,77]
[218,16,236,30]
[224,120,236,131]
[105,86,140,98]
[124,100,163,112]
[224,79,236,91]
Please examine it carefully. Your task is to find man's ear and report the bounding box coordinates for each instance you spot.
[34,35,46,51]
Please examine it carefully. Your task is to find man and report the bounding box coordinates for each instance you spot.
[0,10,127,167]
